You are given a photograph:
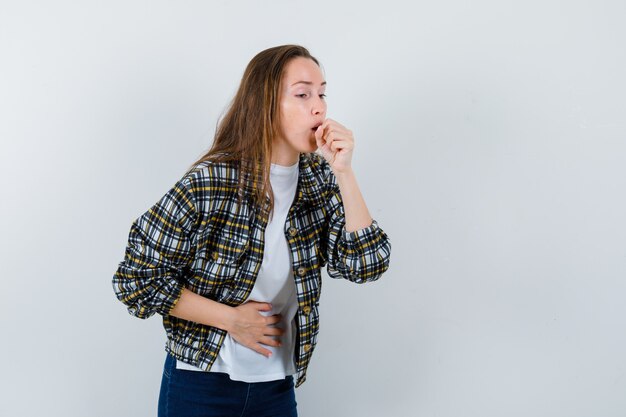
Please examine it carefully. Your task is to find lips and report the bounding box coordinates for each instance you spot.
[311,123,323,131]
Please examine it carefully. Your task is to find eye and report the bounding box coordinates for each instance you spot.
[319,94,326,99]
[296,94,308,98]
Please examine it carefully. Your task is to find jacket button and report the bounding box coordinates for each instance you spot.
[288,227,298,237]
[303,344,311,352]
[296,267,306,276]
[211,251,219,261]
[302,306,311,315]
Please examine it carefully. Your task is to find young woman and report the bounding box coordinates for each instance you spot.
[112,44,392,417]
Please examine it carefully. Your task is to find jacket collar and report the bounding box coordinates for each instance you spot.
[295,152,327,208]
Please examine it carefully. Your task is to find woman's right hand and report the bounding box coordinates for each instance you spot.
[226,301,284,358]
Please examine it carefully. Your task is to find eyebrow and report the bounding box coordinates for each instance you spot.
[291,81,327,87]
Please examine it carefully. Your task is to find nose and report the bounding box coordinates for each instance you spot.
[312,95,327,115]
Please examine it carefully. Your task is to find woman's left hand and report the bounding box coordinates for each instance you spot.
[315,118,354,174]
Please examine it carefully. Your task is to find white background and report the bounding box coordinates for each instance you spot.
[1,1,625,416]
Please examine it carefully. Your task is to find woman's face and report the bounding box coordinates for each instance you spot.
[274,57,327,162]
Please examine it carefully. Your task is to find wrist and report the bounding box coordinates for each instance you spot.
[217,304,237,332]
[333,167,354,178]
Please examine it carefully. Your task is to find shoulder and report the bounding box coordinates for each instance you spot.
[164,159,241,211]
[181,159,240,188]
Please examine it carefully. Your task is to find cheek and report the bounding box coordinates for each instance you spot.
[278,116,290,135]
[279,103,298,129]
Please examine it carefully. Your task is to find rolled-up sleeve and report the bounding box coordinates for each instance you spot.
[112,176,198,319]
[324,173,392,284]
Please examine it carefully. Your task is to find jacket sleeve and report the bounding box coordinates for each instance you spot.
[324,171,392,284]
[112,176,198,319]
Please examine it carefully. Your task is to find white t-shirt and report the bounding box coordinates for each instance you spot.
[176,160,300,382]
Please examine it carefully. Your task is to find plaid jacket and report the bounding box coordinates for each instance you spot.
[112,152,392,387]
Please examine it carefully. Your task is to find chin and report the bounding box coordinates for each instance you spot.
[305,137,318,152]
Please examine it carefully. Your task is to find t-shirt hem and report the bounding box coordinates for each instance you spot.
[176,358,296,383]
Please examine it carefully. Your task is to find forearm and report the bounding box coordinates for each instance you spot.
[169,288,234,331]
[170,289,281,357]
[335,168,373,233]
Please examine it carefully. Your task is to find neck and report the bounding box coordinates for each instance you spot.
[270,143,300,166]
[271,157,299,167]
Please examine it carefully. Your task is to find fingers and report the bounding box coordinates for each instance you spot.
[315,125,326,149]
[259,335,282,347]
[229,301,287,358]
[263,326,285,336]
[317,121,332,145]
[251,336,283,358]
[253,302,273,312]
[315,124,324,138]
[316,119,335,145]
[253,344,273,358]
[320,118,335,132]
[317,121,352,147]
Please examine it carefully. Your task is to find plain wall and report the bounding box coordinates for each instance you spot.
[1,0,625,416]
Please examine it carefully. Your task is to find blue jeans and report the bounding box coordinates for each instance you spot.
[158,352,298,417]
